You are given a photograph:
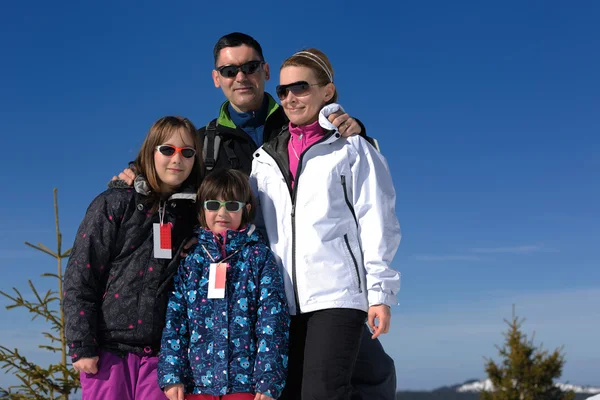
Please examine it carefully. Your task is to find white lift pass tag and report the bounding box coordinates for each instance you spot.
[153,223,172,259]
[208,262,227,299]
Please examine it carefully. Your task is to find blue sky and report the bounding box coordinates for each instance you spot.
[1,0,599,391]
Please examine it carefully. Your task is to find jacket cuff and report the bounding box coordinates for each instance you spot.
[368,291,398,308]
[255,380,283,400]
[355,117,367,138]
[158,374,184,390]
[69,344,97,362]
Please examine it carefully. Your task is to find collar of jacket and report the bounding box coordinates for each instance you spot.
[216,93,280,130]
[197,224,262,258]
[261,126,339,168]
[132,174,197,202]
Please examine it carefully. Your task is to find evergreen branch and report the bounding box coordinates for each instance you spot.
[61,248,72,258]
[0,287,52,324]
[39,345,63,353]
[37,243,59,258]
[24,241,57,258]
[41,331,61,343]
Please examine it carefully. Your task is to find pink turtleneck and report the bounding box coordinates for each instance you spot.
[288,120,326,187]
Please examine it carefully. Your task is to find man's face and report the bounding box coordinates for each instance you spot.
[212,44,270,113]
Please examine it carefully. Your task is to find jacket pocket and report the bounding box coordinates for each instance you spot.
[100,284,141,332]
[341,175,358,227]
[343,234,362,293]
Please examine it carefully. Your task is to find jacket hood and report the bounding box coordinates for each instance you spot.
[109,175,197,202]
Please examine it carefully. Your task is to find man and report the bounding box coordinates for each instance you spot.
[118,32,397,400]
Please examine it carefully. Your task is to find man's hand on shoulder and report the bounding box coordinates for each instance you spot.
[111,168,136,186]
[328,111,362,137]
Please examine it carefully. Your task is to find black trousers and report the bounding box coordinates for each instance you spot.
[350,324,397,400]
[279,308,367,400]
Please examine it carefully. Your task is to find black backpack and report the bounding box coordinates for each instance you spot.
[202,119,240,171]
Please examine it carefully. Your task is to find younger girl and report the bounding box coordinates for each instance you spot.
[158,169,289,400]
[250,49,401,400]
[63,116,203,400]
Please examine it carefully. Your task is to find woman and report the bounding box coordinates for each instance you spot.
[250,49,401,399]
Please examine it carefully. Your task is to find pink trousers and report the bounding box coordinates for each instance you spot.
[80,350,166,400]
[186,394,254,400]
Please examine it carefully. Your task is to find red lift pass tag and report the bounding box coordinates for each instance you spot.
[153,223,172,259]
[208,262,227,299]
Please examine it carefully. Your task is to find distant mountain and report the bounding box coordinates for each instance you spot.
[457,379,600,394]
[395,378,600,400]
[57,379,600,400]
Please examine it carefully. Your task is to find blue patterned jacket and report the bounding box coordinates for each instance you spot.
[158,225,290,398]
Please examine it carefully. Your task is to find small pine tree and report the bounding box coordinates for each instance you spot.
[0,189,79,400]
[480,306,575,400]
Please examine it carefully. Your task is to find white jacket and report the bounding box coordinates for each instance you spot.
[250,104,401,315]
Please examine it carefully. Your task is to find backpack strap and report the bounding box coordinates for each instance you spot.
[202,119,220,171]
[222,139,240,169]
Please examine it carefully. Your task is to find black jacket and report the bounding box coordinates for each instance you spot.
[63,182,197,361]
[198,93,287,174]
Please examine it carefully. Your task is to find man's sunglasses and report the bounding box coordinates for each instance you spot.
[275,81,321,101]
[155,145,196,159]
[217,60,264,78]
[203,200,246,212]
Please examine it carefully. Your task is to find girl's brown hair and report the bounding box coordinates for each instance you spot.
[197,169,256,229]
[281,48,338,104]
[134,116,203,208]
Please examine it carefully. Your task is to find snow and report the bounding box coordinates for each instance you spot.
[457,379,600,394]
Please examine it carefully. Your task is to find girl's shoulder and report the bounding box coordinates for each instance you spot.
[246,240,276,262]
[84,188,139,219]
[92,187,137,205]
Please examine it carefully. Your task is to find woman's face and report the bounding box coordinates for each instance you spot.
[153,128,196,192]
[279,66,334,126]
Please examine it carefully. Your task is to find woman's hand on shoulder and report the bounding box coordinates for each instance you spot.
[368,304,391,339]
[254,393,275,400]
[327,111,361,137]
[164,383,185,400]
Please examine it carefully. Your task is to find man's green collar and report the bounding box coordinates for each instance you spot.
[216,93,280,129]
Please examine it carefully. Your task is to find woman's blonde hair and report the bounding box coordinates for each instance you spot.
[281,48,337,104]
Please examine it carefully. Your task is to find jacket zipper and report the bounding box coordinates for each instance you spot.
[262,130,336,314]
[341,175,358,227]
[343,234,362,293]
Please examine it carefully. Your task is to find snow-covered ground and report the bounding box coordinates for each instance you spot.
[457,379,600,394]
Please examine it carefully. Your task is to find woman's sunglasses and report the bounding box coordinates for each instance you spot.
[275,81,322,101]
[217,60,264,78]
[155,145,196,159]
[203,200,246,212]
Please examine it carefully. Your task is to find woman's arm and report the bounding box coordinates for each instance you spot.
[351,137,402,308]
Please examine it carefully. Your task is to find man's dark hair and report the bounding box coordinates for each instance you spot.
[213,32,264,66]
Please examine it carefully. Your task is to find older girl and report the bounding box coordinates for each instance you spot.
[64,116,203,400]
